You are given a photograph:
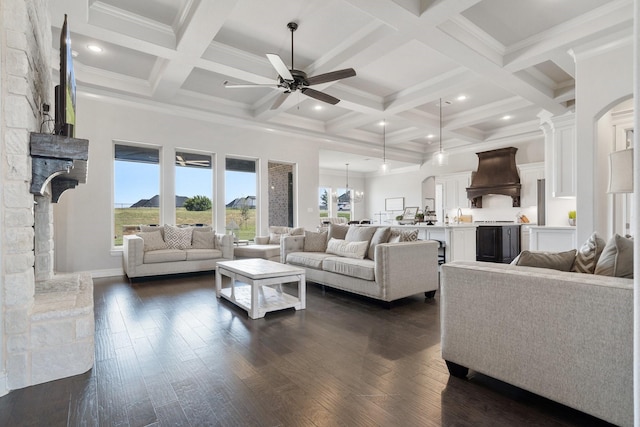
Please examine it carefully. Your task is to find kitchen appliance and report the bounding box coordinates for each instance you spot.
[537,178,546,225]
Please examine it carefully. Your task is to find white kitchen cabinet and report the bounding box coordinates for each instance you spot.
[436,172,472,211]
[518,162,545,208]
[541,112,575,198]
[416,224,476,263]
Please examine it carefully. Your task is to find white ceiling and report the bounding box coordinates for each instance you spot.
[49,0,633,172]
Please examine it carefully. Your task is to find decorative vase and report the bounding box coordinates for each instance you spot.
[568,218,576,226]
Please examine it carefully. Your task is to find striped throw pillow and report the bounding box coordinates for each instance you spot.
[573,232,606,274]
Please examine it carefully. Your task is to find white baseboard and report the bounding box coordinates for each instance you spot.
[89,268,124,278]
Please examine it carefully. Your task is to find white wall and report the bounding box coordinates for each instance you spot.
[53,95,323,275]
[574,40,634,244]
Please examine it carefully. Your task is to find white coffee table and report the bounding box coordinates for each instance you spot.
[215,259,306,319]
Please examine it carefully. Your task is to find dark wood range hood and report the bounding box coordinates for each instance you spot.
[466,147,521,208]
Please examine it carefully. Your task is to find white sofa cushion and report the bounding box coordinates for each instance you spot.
[367,227,390,260]
[594,234,634,278]
[326,238,368,259]
[137,230,167,252]
[165,224,193,249]
[192,230,216,249]
[322,257,375,281]
[286,251,333,269]
[143,249,187,263]
[185,248,222,261]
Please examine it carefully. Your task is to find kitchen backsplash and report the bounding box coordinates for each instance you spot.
[448,194,538,224]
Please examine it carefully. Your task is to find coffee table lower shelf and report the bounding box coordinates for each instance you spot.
[218,285,301,318]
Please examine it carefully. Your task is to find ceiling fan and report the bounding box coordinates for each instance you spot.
[223,22,356,110]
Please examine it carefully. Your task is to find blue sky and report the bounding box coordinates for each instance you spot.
[114,161,256,207]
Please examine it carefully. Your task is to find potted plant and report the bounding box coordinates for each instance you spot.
[568,210,576,226]
[415,212,425,223]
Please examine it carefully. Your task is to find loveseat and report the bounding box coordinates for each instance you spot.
[122,225,233,279]
[281,224,439,302]
[233,226,304,262]
[440,260,633,427]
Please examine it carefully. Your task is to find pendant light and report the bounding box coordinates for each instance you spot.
[432,98,449,166]
[345,163,364,203]
[381,119,389,172]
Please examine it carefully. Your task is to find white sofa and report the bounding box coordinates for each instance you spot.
[282,225,439,302]
[440,261,633,427]
[234,226,303,262]
[122,225,233,279]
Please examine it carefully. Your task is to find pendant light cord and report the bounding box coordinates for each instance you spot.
[439,98,442,153]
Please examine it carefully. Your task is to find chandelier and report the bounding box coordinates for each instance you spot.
[344,163,364,203]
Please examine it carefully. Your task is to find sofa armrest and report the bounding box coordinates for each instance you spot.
[255,235,270,245]
[281,235,305,263]
[375,240,439,300]
[122,235,144,276]
[216,233,234,259]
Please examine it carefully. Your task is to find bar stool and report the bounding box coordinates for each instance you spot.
[435,240,446,265]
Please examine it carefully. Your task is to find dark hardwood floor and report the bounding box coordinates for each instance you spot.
[0,273,614,426]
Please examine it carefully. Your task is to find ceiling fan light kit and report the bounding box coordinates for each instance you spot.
[223,22,356,110]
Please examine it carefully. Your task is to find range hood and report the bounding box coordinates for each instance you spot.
[466,147,521,208]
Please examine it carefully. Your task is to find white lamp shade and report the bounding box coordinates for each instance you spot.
[607,148,633,193]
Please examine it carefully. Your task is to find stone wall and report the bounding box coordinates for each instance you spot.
[268,162,293,227]
[1,0,93,395]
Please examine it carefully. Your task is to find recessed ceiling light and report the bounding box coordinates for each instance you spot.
[87,44,103,53]
[378,120,386,126]
[457,95,467,101]
[265,128,275,132]
[71,50,79,57]
[426,134,435,139]
[314,105,323,111]
[502,115,512,121]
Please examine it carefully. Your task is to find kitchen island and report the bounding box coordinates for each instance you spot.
[390,223,477,263]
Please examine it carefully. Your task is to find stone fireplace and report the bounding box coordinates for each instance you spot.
[0,0,94,396]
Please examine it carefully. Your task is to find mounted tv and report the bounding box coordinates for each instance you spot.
[55,14,76,137]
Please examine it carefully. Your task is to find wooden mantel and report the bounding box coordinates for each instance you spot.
[30,133,89,202]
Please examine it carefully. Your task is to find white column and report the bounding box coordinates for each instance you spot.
[633,1,639,425]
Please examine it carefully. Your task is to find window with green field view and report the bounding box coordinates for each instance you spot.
[319,187,330,218]
[225,157,257,241]
[114,144,160,246]
[175,151,213,226]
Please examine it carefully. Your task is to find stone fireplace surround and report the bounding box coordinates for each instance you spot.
[0,0,94,396]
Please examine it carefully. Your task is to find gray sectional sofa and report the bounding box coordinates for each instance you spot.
[122,225,233,279]
[281,224,439,302]
[440,261,633,427]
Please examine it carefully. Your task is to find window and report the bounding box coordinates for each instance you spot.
[175,151,213,225]
[318,187,330,218]
[225,157,257,241]
[336,187,351,222]
[114,144,160,246]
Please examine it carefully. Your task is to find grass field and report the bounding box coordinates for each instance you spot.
[114,207,256,246]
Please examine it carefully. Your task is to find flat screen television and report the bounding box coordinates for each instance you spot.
[55,14,76,137]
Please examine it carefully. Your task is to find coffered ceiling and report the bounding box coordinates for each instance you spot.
[49,0,633,172]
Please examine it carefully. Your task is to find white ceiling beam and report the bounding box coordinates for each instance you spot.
[445,97,531,130]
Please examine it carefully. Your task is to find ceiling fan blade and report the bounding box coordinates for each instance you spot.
[266,54,294,81]
[270,92,290,110]
[223,81,278,89]
[301,88,340,105]
[306,68,356,86]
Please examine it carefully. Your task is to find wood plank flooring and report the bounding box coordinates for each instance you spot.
[0,273,615,426]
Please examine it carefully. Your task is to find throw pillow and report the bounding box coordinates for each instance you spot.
[304,230,328,252]
[572,231,606,274]
[191,231,216,249]
[387,229,419,243]
[368,227,391,260]
[326,238,368,260]
[345,226,376,258]
[164,224,193,249]
[140,224,164,238]
[136,230,166,252]
[516,249,577,272]
[290,227,305,236]
[269,232,288,245]
[594,234,633,278]
[328,223,349,240]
